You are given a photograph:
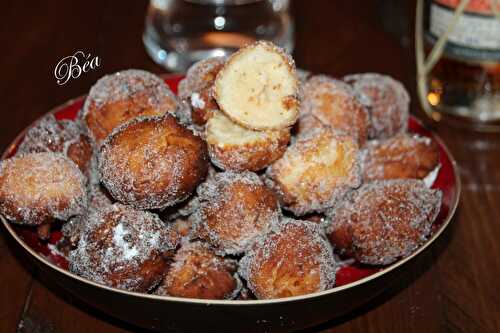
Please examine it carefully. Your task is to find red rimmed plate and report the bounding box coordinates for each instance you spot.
[1,74,460,333]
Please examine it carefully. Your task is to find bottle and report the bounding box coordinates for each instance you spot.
[143,0,294,72]
[423,0,500,131]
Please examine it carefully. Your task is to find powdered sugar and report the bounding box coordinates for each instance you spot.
[190,92,206,109]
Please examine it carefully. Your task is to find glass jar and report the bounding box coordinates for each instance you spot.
[416,0,500,131]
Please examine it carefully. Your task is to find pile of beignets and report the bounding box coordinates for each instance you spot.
[0,41,442,300]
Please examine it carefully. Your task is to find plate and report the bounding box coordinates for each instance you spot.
[0,74,460,332]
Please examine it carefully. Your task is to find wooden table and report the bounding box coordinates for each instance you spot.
[1,0,499,332]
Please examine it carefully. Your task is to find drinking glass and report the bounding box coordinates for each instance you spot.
[143,0,294,72]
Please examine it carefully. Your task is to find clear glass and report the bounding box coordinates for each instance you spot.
[143,0,294,72]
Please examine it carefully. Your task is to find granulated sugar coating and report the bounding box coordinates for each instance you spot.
[0,152,87,226]
[300,75,369,146]
[178,57,226,128]
[69,203,179,292]
[17,114,93,175]
[344,73,409,139]
[81,69,178,145]
[62,184,115,247]
[155,240,241,299]
[326,179,442,265]
[98,115,208,210]
[266,127,362,216]
[193,171,280,255]
[178,57,226,100]
[362,133,440,182]
[239,218,336,299]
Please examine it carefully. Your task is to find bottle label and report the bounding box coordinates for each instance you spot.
[427,1,500,61]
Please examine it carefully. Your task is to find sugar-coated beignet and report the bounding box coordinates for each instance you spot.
[82,69,178,145]
[99,115,208,210]
[300,75,369,146]
[61,184,114,247]
[17,114,93,175]
[178,57,226,127]
[362,133,440,183]
[69,203,179,292]
[214,41,299,130]
[193,171,280,255]
[155,241,240,299]
[266,127,362,216]
[344,73,409,139]
[0,152,87,226]
[239,218,336,299]
[326,179,442,265]
[206,112,290,171]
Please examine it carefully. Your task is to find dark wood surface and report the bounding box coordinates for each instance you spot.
[1,0,499,332]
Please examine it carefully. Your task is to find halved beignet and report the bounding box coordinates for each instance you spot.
[206,112,290,171]
[214,41,299,130]
[239,218,336,299]
[300,75,369,146]
[0,152,87,226]
[82,69,178,145]
[99,115,208,210]
[266,127,362,215]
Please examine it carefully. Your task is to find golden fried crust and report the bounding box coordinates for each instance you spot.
[206,112,290,172]
[239,218,336,299]
[362,133,440,182]
[69,204,179,292]
[301,75,369,146]
[66,134,94,174]
[214,41,299,130]
[82,70,178,145]
[294,114,325,138]
[266,127,362,216]
[344,73,409,139]
[194,171,280,255]
[169,217,193,238]
[326,179,442,265]
[0,153,87,226]
[156,241,238,299]
[99,115,208,210]
[178,57,226,127]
